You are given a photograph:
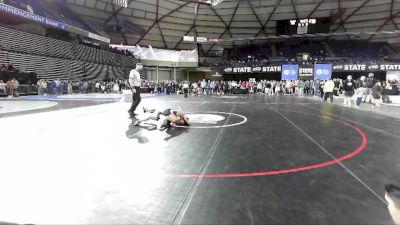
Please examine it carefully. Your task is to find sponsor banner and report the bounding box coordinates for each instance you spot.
[333,64,367,71]
[223,66,281,74]
[379,64,400,71]
[334,63,400,72]
[314,64,332,80]
[281,64,299,80]
[344,64,367,71]
[0,3,110,43]
[225,63,400,74]
[262,66,282,72]
[232,67,252,73]
[0,3,66,29]
[299,66,314,80]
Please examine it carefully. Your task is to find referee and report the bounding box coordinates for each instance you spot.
[128,63,143,118]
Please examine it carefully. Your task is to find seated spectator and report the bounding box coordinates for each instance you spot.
[7,64,14,72]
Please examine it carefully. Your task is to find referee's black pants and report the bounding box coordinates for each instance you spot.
[128,86,141,114]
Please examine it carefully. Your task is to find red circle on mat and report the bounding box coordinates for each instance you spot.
[176,116,368,178]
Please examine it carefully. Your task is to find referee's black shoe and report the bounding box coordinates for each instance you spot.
[129,112,138,118]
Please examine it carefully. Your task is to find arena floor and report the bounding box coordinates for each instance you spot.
[0,94,399,225]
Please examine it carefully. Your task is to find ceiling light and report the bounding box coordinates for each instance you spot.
[211,0,224,6]
[179,0,224,7]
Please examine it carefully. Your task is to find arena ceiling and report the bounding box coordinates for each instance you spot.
[66,0,400,56]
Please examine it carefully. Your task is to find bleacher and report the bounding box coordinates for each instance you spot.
[275,40,328,59]
[328,41,390,60]
[216,40,396,68]
[0,26,136,80]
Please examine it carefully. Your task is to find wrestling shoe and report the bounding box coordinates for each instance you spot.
[143,107,155,113]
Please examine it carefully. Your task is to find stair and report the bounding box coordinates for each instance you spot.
[271,44,277,58]
[384,44,398,57]
[322,42,335,57]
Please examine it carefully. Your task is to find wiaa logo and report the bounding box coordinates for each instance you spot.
[316,69,330,75]
[283,70,297,76]
[253,67,262,72]
[187,114,226,125]
[224,68,233,72]
[176,112,247,129]
[368,65,379,70]
[333,65,343,70]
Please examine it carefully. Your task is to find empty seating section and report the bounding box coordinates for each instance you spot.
[0,50,129,80]
[0,26,136,80]
[328,41,390,60]
[276,41,327,58]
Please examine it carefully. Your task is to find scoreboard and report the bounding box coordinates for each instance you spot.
[276,18,330,35]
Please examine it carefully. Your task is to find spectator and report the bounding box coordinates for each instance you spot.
[1,64,7,71]
[67,82,73,94]
[323,79,335,103]
[343,75,356,107]
[7,64,14,72]
[37,79,46,95]
[6,78,13,97]
[372,81,382,108]
[355,85,365,108]
[364,73,376,103]
[12,78,19,97]
[0,80,5,93]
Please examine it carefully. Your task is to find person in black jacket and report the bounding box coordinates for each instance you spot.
[343,75,356,107]
[372,82,382,108]
[333,78,340,96]
[364,73,375,103]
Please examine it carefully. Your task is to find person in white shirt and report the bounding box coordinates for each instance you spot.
[0,80,6,94]
[355,86,365,108]
[200,79,207,95]
[128,63,143,117]
[183,81,189,98]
